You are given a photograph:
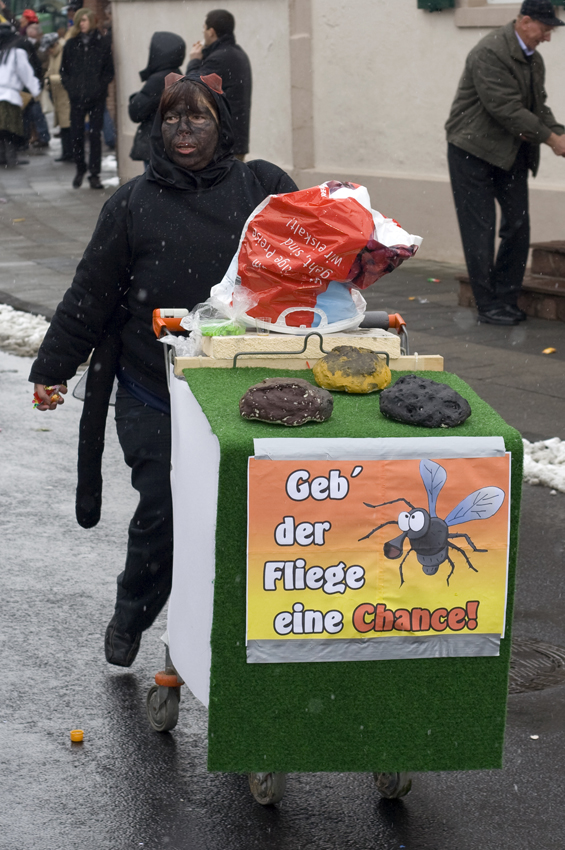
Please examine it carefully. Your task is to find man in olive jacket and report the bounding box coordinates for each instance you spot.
[445,0,565,325]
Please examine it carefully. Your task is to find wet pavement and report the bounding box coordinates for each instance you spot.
[1,152,565,849]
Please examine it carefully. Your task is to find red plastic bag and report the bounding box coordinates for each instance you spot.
[214,182,421,332]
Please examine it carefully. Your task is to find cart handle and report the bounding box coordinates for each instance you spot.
[153,308,189,339]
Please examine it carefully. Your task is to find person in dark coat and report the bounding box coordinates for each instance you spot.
[29,71,297,667]
[129,31,186,166]
[60,7,114,189]
[20,21,50,149]
[445,0,565,326]
[186,9,251,158]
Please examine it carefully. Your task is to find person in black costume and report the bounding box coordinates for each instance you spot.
[187,9,251,158]
[29,71,297,667]
[60,7,113,189]
[129,31,186,167]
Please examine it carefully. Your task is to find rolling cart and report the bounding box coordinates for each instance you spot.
[146,313,522,806]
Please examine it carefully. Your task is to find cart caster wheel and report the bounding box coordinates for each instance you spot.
[373,772,412,799]
[248,772,287,805]
[146,684,180,732]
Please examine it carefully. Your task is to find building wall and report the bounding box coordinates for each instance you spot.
[111,0,565,263]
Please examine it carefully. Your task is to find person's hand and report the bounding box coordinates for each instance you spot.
[189,40,203,61]
[33,383,67,411]
[546,132,565,157]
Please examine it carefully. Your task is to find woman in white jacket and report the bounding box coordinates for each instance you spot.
[0,23,41,167]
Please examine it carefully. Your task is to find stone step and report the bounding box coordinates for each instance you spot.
[457,274,565,322]
[531,241,565,279]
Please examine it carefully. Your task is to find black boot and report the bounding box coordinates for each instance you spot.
[72,169,85,188]
[104,615,142,667]
[88,174,104,190]
[5,139,19,168]
[55,128,73,162]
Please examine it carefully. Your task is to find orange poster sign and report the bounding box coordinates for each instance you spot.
[246,455,511,661]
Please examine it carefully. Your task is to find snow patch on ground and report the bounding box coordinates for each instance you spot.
[523,438,565,494]
[0,304,50,357]
[101,154,117,172]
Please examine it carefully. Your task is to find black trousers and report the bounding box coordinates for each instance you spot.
[70,98,105,176]
[114,387,173,633]
[447,143,530,311]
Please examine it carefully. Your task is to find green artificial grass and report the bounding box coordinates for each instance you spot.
[182,368,523,774]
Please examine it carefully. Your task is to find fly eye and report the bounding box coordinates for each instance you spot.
[409,511,426,532]
[398,512,410,531]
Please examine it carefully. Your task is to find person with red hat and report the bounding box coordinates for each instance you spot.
[446,0,565,326]
[19,8,38,33]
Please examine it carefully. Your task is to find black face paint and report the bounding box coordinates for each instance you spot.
[161,102,219,172]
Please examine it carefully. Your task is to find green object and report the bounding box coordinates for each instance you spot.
[183,368,522,774]
[417,0,454,11]
[200,321,245,337]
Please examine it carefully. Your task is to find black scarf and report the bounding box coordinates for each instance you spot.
[145,71,236,191]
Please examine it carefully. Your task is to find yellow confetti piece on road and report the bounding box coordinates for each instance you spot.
[542,348,556,355]
[12,218,25,223]
[408,296,416,301]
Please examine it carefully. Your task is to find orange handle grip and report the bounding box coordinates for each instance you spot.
[388,313,407,333]
[152,308,189,338]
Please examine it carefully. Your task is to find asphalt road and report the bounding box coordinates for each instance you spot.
[1,151,565,850]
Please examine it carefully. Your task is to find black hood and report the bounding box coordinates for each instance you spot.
[0,23,19,61]
[146,71,235,192]
[140,31,186,81]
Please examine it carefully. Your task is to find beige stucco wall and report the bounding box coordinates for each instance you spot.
[111,0,565,263]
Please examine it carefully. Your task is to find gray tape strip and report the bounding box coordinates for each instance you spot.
[253,436,506,461]
[247,634,501,663]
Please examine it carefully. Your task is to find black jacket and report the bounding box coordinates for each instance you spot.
[129,32,186,162]
[60,30,114,103]
[20,35,43,82]
[187,34,251,155]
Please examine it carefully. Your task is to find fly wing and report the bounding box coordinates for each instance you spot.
[419,460,447,517]
[445,487,505,526]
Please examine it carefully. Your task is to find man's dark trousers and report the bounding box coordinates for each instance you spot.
[70,98,105,176]
[448,142,530,312]
[114,388,173,634]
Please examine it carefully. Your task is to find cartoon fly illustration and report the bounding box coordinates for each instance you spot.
[359,459,505,586]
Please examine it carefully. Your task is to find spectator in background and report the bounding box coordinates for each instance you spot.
[445,0,565,326]
[18,7,38,34]
[187,9,251,159]
[20,19,50,150]
[0,21,40,167]
[0,1,16,25]
[129,31,186,168]
[61,7,113,189]
[44,31,72,161]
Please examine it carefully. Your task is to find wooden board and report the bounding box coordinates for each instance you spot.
[174,353,444,374]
